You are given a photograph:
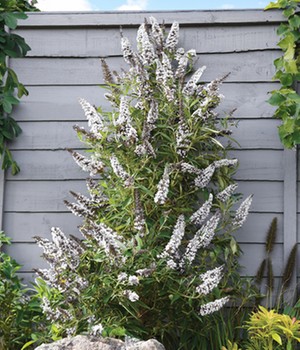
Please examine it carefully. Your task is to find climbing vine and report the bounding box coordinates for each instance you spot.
[265,0,300,148]
[0,0,38,174]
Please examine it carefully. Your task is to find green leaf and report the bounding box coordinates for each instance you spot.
[279,73,293,86]
[289,14,300,28]
[267,92,286,106]
[271,332,282,345]
[3,13,18,29]
[283,59,298,73]
[2,99,12,113]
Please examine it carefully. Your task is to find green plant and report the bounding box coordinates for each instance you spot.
[265,0,300,148]
[0,0,38,174]
[245,305,300,350]
[34,17,256,350]
[0,231,44,350]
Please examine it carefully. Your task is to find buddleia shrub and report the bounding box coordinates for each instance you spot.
[34,17,255,350]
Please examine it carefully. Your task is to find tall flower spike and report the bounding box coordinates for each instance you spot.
[194,164,216,188]
[233,195,253,228]
[150,16,164,46]
[183,66,206,96]
[79,98,106,136]
[184,211,221,265]
[176,118,191,158]
[121,36,134,64]
[110,154,134,187]
[216,184,238,203]
[196,265,224,295]
[214,159,238,169]
[199,296,230,316]
[140,28,156,65]
[134,189,146,234]
[165,21,179,52]
[154,165,171,204]
[190,194,213,226]
[69,150,104,176]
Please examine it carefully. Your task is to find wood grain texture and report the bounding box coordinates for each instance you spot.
[3,180,283,213]
[10,51,279,86]
[11,83,279,122]
[14,25,278,57]
[20,10,284,27]
[8,119,282,150]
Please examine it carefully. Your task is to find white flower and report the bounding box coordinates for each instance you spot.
[118,272,128,283]
[196,265,224,295]
[199,296,230,316]
[214,159,238,169]
[90,323,104,336]
[194,164,216,188]
[183,66,206,96]
[180,162,201,175]
[190,194,213,226]
[79,98,106,136]
[110,154,134,187]
[233,195,253,228]
[150,16,164,44]
[70,150,104,176]
[128,275,139,286]
[121,36,134,64]
[154,165,171,204]
[165,21,179,52]
[124,290,139,302]
[216,184,238,202]
[176,118,191,157]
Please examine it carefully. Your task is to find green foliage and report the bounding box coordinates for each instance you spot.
[34,18,257,350]
[265,0,300,148]
[0,0,38,174]
[0,231,44,350]
[244,306,300,350]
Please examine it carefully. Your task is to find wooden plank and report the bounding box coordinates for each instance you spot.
[21,10,285,27]
[3,212,283,243]
[0,170,4,231]
[4,241,283,276]
[7,149,284,181]
[4,180,88,212]
[14,25,279,57]
[9,119,283,151]
[230,150,284,181]
[283,149,297,302]
[3,212,83,242]
[11,83,280,122]
[4,180,283,213]
[236,213,283,244]
[10,51,280,86]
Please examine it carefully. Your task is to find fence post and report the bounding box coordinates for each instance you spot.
[283,147,298,302]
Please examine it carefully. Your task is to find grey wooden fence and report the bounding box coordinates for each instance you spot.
[1,9,298,295]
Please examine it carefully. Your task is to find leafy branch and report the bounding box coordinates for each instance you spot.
[265,0,300,148]
[0,0,38,174]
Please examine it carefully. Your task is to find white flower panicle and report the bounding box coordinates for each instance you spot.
[140,27,157,65]
[233,195,253,228]
[196,265,224,295]
[183,66,206,96]
[124,290,139,302]
[154,165,171,204]
[79,98,106,137]
[175,49,196,78]
[176,118,191,157]
[194,164,216,188]
[184,211,221,264]
[128,275,139,286]
[118,272,128,283]
[180,162,201,175]
[165,21,179,52]
[214,158,238,169]
[150,16,164,45]
[146,100,159,126]
[110,154,134,187]
[90,324,104,336]
[199,296,230,316]
[158,215,185,270]
[135,264,156,277]
[216,184,238,202]
[115,97,138,142]
[190,194,213,226]
[121,36,134,64]
[70,150,104,176]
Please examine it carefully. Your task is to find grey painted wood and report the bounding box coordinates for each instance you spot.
[9,119,282,151]
[15,25,278,57]
[10,51,279,86]
[283,149,298,301]
[0,170,4,231]
[4,212,283,244]
[21,10,284,27]
[12,83,279,122]
[4,180,283,213]
[7,150,283,181]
